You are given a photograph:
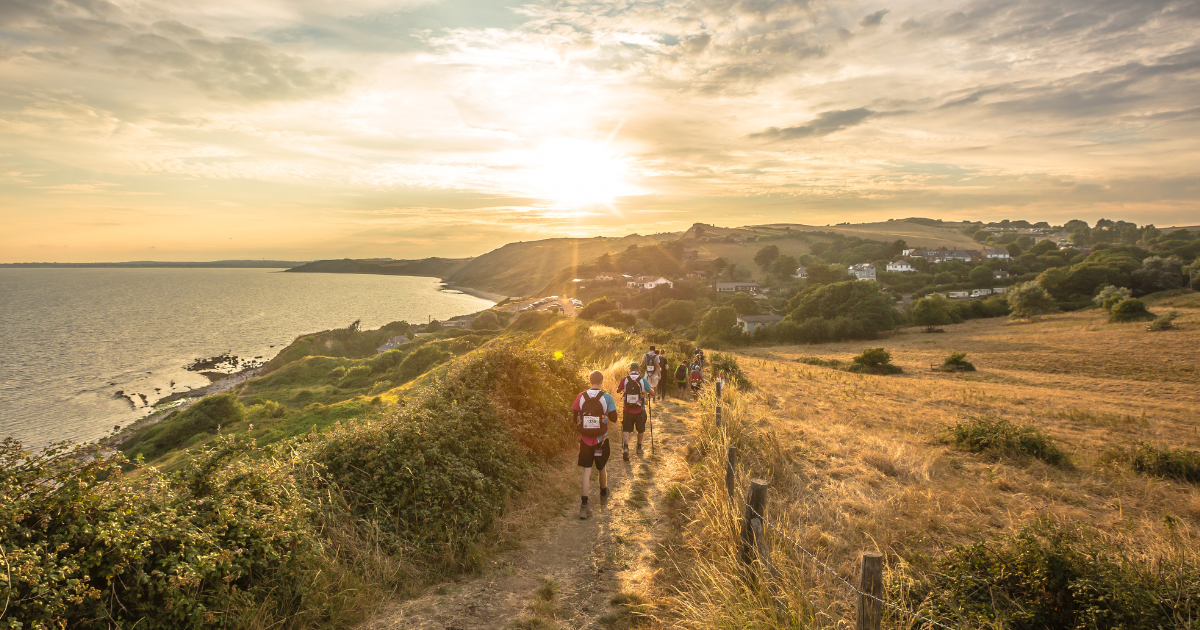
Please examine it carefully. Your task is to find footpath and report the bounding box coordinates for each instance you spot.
[360,396,698,629]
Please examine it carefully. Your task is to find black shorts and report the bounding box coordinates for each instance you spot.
[578,439,610,469]
[622,410,646,433]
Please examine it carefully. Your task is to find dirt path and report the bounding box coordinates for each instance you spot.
[359,396,697,630]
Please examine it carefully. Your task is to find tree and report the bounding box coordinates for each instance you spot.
[1006,243,1023,257]
[1093,285,1132,312]
[579,297,618,320]
[910,295,953,332]
[1030,240,1058,255]
[786,281,900,339]
[1108,298,1154,323]
[649,299,697,329]
[711,257,729,276]
[424,320,444,332]
[729,293,760,315]
[754,245,781,270]
[699,306,739,339]
[1007,281,1056,319]
[806,264,853,286]
[770,254,799,277]
[1131,256,1185,295]
[973,230,991,242]
[969,265,994,287]
[471,310,501,330]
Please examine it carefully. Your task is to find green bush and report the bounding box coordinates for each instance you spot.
[1147,310,1178,331]
[1102,442,1200,483]
[909,518,1199,629]
[1094,285,1132,311]
[121,393,246,461]
[594,310,636,329]
[797,356,840,368]
[845,347,902,375]
[944,417,1066,466]
[393,344,454,384]
[1109,297,1154,322]
[508,311,563,332]
[943,350,976,371]
[578,296,618,320]
[708,352,752,390]
[785,281,900,340]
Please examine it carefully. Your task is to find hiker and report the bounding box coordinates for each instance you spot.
[573,370,617,520]
[641,346,662,401]
[674,362,688,399]
[656,352,670,401]
[689,359,704,400]
[616,361,654,461]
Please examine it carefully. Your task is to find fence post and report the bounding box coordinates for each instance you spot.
[725,446,737,502]
[715,376,724,426]
[856,552,884,630]
[739,479,768,567]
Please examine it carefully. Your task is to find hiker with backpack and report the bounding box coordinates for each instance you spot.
[656,352,670,401]
[616,362,654,461]
[641,346,663,401]
[573,370,617,520]
[674,362,688,399]
[689,359,704,400]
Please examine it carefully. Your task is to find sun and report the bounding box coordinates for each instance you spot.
[526,139,636,208]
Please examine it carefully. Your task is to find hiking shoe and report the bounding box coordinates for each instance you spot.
[636,444,644,456]
[622,447,630,462]
[579,504,591,520]
[600,491,609,507]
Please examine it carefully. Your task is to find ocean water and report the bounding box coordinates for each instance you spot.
[0,268,493,450]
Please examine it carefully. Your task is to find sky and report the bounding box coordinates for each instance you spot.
[1,0,1199,262]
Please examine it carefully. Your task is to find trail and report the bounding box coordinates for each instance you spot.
[360,395,697,629]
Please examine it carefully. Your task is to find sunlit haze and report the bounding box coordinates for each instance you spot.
[2,0,1199,261]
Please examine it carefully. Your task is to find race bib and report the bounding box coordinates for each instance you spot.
[647,365,655,372]
[626,394,640,404]
[582,415,601,430]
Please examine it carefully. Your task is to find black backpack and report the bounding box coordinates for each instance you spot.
[675,364,687,383]
[622,376,643,409]
[578,391,607,438]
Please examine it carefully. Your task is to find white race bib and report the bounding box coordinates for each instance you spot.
[626,394,640,404]
[582,415,601,430]
[646,364,655,372]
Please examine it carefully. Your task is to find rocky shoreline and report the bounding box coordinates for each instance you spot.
[105,366,263,448]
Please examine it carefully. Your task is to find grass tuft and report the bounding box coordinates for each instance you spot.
[1102,442,1200,483]
[944,417,1068,466]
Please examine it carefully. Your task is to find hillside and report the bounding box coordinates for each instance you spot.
[285,256,471,277]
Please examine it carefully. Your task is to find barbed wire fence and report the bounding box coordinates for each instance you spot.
[711,376,958,630]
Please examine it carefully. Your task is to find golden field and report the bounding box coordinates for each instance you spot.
[657,294,1200,628]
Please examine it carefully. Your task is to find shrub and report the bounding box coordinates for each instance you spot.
[944,417,1066,466]
[909,518,1199,630]
[786,281,899,339]
[594,310,636,330]
[708,352,752,390]
[1102,442,1200,483]
[649,299,697,329]
[910,294,953,332]
[578,297,618,320]
[392,344,454,383]
[943,350,976,371]
[846,347,902,375]
[797,356,840,368]
[698,306,739,339]
[1147,310,1178,331]
[1108,297,1154,322]
[1094,285,1132,311]
[121,393,246,461]
[508,311,562,332]
[1008,281,1056,319]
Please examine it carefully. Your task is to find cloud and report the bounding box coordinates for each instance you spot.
[749,108,876,142]
[860,9,889,27]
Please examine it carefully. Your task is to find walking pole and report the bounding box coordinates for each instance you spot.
[648,392,655,453]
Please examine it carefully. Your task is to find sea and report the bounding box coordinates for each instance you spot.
[0,268,494,451]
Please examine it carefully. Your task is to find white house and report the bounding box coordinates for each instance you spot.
[993,287,1007,294]
[716,282,759,293]
[885,261,917,273]
[848,263,876,281]
[940,250,980,262]
[376,335,409,353]
[737,314,783,334]
[994,270,1011,279]
[902,249,926,257]
[793,266,808,279]
[626,276,674,290]
[984,248,1011,259]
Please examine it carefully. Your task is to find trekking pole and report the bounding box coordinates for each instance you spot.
[647,394,654,453]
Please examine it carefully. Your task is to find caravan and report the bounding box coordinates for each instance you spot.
[948,291,970,299]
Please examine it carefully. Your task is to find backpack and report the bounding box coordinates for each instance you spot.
[675,364,687,383]
[578,390,607,438]
[643,352,658,373]
[622,375,643,411]
[690,363,703,384]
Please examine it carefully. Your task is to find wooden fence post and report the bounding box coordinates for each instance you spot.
[715,377,723,426]
[725,446,737,502]
[856,552,884,630]
[739,479,768,567]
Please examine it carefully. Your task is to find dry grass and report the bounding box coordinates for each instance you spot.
[657,301,1200,628]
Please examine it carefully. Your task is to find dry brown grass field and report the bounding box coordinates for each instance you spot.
[656,295,1200,628]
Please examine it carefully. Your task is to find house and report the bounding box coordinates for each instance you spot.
[994,270,1011,279]
[626,276,674,290]
[984,248,1011,260]
[940,250,980,262]
[902,248,926,257]
[376,335,409,353]
[737,314,783,334]
[715,282,759,293]
[594,273,618,281]
[885,261,916,273]
[848,263,876,281]
[442,316,474,330]
[793,266,808,279]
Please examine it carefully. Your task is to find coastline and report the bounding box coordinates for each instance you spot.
[444,283,508,303]
[104,366,264,448]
